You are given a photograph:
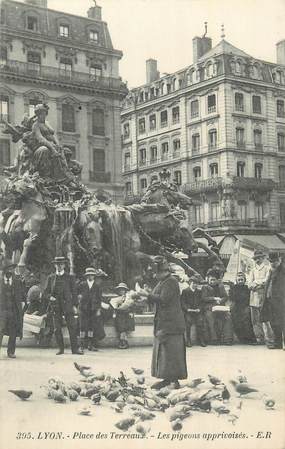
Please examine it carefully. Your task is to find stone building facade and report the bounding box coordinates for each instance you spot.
[121,33,285,240]
[0,0,127,202]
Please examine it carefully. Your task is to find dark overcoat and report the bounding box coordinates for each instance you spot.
[78,280,105,339]
[0,274,24,338]
[262,263,285,327]
[43,273,77,315]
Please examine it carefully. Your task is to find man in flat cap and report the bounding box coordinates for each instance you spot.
[43,256,83,355]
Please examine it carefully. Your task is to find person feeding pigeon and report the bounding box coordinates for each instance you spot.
[42,256,83,355]
[139,256,187,390]
[112,282,137,349]
[78,268,108,351]
[181,276,206,347]
[0,260,25,358]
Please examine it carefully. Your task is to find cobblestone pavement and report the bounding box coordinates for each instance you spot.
[0,345,284,449]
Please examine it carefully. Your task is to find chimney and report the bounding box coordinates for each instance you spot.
[25,0,48,7]
[276,40,285,65]
[192,36,212,63]
[146,59,160,84]
[87,3,102,21]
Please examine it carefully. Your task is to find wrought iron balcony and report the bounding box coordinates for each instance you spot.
[182,177,223,194]
[89,171,111,183]
[182,176,275,195]
[254,143,263,151]
[207,219,269,229]
[237,141,246,149]
[0,59,127,91]
[231,177,275,191]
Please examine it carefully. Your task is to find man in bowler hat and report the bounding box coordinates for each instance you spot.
[43,256,83,355]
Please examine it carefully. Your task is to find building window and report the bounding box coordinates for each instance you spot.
[125,181,132,195]
[237,161,245,177]
[193,166,201,180]
[138,118,145,134]
[139,148,146,166]
[90,65,102,78]
[192,133,200,153]
[209,162,218,177]
[255,163,263,179]
[160,110,168,127]
[193,205,203,224]
[93,148,105,173]
[210,202,220,221]
[238,202,247,220]
[124,152,130,170]
[172,106,180,124]
[59,24,69,37]
[208,129,217,150]
[0,47,7,65]
[190,100,199,118]
[174,170,182,185]
[279,165,285,186]
[280,203,285,225]
[277,99,285,118]
[59,58,72,78]
[89,30,99,42]
[252,95,261,114]
[92,109,105,136]
[27,51,41,74]
[207,94,216,113]
[140,178,147,191]
[28,98,40,117]
[149,114,156,130]
[278,133,285,152]
[236,127,245,148]
[0,96,9,122]
[150,145,157,163]
[123,122,130,138]
[62,103,75,132]
[161,142,169,160]
[173,139,180,152]
[254,129,263,150]
[255,203,264,221]
[0,139,10,166]
[235,93,244,112]
[27,16,38,32]
[0,8,6,25]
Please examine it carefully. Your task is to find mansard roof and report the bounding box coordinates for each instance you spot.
[199,39,253,61]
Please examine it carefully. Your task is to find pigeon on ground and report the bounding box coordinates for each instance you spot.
[237,370,248,384]
[8,390,33,400]
[222,386,231,401]
[208,375,223,387]
[230,380,258,397]
[136,376,145,385]
[67,389,79,401]
[74,362,91,373]
[171,419,183,431]
[132,367,144,375]
[78,406,92,416]
[157,387,171,398]
[91,393,101,404]
[211,401,230,416]
[135,423,150,437]
[187,378,205,388]
[115,418,135,431]
[53,391,66,403]
[133,410,155,421]
[263,395,275,410]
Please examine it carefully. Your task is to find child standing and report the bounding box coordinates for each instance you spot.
[181,276,206,347]
[112,283,136,349]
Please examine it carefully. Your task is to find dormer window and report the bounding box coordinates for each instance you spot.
[27,16,38,32]
[59,24,69,37]
[89,30,99,43]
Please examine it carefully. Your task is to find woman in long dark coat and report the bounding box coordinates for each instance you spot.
[141,257,187,389]
[229,272,256,344]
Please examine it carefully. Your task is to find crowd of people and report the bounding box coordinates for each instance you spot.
[0,248,284,370]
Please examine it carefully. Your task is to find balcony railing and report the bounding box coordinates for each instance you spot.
[0,59,127,91]
[139,159,146,166]
[254,143,263,151]
[161,121,168,128]
[208,143,217,151]
[172,117,180,124]
[182,176,275,195]
[232,177,275,190]
[182,177,223,194]
[161,153,169,161]
[150,158,157,164]
[208,106,216,113]
[207,219,268,228]
[89,171,111,183]
[235,105,244,112]
[191,112,199,118]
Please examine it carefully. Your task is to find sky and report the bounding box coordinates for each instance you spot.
[47,0,285,88]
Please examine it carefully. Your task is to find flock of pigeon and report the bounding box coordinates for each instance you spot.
[8,364,276,435]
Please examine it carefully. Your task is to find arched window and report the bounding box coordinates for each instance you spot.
[209,162,218,177]
[92,108,105,135]
[235,93,244,111]
[206,63,213,77]
[62,103,75,132]
[173,138,180,152]
[255,203,264,221]
[254,162,263,179]
[237,161,245,177]
[208,129,217,150]
[193,166,201,179]
[254,129,263,149]
[0,95,9,122]
[238,201,247,220]
[139,148,146,166]
[150,145,157,163]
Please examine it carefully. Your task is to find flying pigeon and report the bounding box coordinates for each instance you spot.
[8,390,33,401]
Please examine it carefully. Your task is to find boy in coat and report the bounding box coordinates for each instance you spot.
[181,276,206,347]
[113,283,136,349]
[78,268,107,351]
